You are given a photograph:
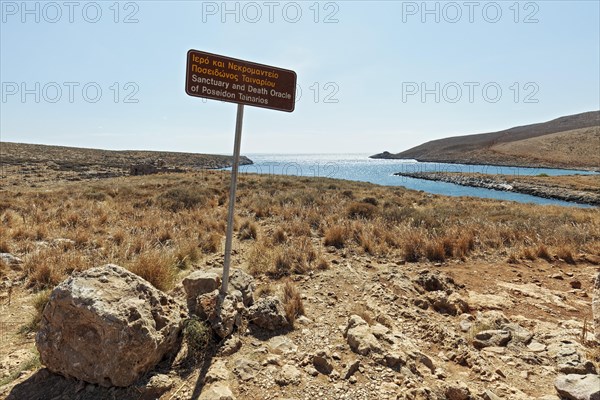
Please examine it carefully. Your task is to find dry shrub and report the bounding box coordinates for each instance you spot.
[359,232,377,255]
[455,232,475,258]
[199,233,221,254]
[281,280,304,328]
[536,244,552,261]
[175,239,200,269]
[316,257,329,270]
[402,231,423,262]
[273,227,286,244]
[23,249,85,289]
[157,187,207,211]
[273,249,293,277]
[0,260,7,278]
[521,247,536,261]
[361,197,379,206]
[557,246,576,264]
[111,229,127,246]
[0,238,11,253]
[128,250,176,291]
[238,220,258,240]
[507,252,519,264]
[248,241,275,276]
[324,225,346,249]
[255,284,274,298]
[347,202,377,220]
[288,221,311,237]
[425,239,446,262]
[441,236,455,257]
[21,289,51,333]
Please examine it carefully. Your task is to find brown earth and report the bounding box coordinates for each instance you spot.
[0,165,599,399]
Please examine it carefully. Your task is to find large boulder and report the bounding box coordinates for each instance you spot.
[36,264,186,387]
[554,374,600,400]
[593,272,600,342]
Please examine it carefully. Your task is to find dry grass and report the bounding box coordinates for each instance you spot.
[281,280,305,328]
[238,220,258,240]
[0,170,598,297]
[556,245,576,264]
[536,244,552,261]
[127,249,177,291]
[324,225,347,249]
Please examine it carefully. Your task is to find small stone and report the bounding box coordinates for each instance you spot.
[275,364,302,386]
[527,341,546,353]
[472,330,511,349]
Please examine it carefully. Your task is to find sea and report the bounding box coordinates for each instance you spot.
[225,153,598,208]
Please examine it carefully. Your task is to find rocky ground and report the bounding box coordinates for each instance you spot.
[394,172,600,206]
[0,142,252,188]
[1,247,599,400]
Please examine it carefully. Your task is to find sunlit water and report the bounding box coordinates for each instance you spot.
[225,154,597,208]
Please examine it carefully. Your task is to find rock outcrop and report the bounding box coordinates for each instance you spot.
[555,374,600,400]
[247,296,288,331]
[36,264,186,387]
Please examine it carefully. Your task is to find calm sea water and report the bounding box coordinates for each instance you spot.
[230,154,597,208]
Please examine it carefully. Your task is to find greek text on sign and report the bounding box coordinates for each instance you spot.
[185,50,297,112]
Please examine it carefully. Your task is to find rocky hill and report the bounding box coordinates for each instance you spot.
[0,142,252,186]
[371,111,600,170]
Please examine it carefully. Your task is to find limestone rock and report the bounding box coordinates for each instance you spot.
[35,264,185,387]
[268,336,298,355]
[210,267,255,306]
[472,330,511,349]
[445,382,471,400]
[275,364,302,386]
[183,270,221,309]
[248,296,288,330]
[200,382,236,400]
[197,290,244,339]
[554,374,600,400]
[345,315,382,355]
[0,253,22,267]
[233,358,259,381]
[137,374,174,400]
[206,360,232,384]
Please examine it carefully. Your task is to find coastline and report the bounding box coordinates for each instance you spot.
[370,153,600,173]
[394,171,600,206]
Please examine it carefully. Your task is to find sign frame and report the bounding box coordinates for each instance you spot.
[185,49,297,113]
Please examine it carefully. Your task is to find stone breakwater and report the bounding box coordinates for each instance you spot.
[394,172,600,206]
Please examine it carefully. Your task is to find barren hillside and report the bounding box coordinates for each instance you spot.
[372,111,600,170]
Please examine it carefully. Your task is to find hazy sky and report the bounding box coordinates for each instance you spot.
[1,1,599,154]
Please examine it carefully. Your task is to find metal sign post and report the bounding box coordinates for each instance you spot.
[220,104,244,296]
[185,49,296,297]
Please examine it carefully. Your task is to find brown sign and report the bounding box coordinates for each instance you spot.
[185,50,297,112]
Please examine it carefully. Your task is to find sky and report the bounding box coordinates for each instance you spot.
[1,0,599,155]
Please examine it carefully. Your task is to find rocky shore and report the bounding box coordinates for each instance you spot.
[394,172,600,206]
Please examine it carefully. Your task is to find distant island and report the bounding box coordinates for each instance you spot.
[371,111,600,171]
